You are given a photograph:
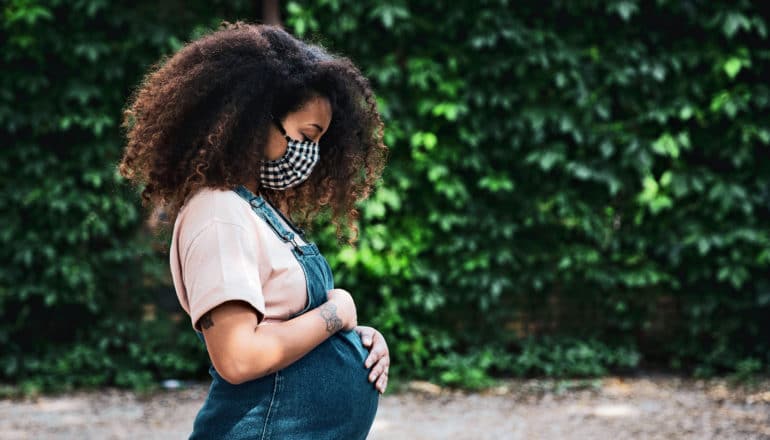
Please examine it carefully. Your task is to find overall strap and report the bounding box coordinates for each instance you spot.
[266,195,307,238]
[232,185,304,253]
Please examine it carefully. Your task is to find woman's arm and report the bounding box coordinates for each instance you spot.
[200,289,356,385]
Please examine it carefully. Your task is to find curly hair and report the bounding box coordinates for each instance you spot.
[118,21,387,243]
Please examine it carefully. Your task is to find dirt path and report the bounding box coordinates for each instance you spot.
[1,376,768,439]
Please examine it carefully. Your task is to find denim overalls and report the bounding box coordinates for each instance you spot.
[188,185,379,439]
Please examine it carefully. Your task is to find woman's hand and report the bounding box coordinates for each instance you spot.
[354,325,390,394]
[326,289,358,331]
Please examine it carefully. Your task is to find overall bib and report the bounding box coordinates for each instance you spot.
[188,185,379,440]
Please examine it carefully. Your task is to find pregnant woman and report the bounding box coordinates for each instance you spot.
[118,21,390,439]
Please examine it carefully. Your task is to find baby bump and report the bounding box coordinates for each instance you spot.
[270,330,380,440]
[192,330,379,440]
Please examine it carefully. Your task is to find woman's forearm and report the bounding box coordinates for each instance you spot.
[229,300,344,384]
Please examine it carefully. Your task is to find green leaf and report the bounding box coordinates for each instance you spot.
[723,57,742,78]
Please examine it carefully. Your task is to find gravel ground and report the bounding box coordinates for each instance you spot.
[1,376,768,439]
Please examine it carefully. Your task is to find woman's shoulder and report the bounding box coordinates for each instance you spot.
[183,186,246,215]
[175,187,256,244]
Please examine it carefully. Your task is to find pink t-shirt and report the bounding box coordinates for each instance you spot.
[169,187,309,331]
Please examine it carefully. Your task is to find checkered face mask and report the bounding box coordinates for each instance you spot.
[260,117,320,190]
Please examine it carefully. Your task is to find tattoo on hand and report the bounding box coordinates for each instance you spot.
[319,302,343,333]
[199,312,214,330]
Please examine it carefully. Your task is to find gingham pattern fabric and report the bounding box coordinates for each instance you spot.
[260,120,320,190]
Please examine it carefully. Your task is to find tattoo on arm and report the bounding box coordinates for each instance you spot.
[199,311,214,330]
[319,302,343,333]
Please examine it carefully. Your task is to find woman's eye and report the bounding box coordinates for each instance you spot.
[302,135,314,142]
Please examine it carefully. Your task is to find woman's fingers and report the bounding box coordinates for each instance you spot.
[354,325,375,347]
[368,355,390,381]
[356,325,390,393]
[364,332,386,367]
[365,348,387,368]
[376,372,388,394]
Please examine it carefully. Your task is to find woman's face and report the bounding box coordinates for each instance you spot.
[265,95,332,161]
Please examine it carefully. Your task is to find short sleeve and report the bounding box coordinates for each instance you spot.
[181,220,266,331]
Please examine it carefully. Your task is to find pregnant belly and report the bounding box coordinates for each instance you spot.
[191,330,379,440]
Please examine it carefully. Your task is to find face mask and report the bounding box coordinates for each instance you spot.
[260,117,320,190]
